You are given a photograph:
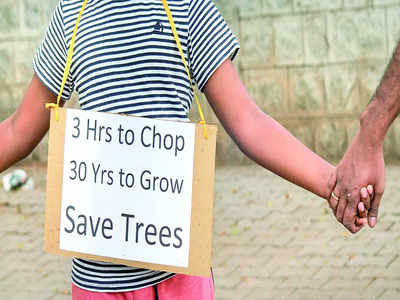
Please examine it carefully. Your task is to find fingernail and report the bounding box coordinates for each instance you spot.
[358,203,364,212]
[370,217,377,227]
[361,188,367,198]
[367,185,373,194]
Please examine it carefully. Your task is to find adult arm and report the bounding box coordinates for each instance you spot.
[203,59,336,201]
[333,40,400,231]
[0,74,61,172]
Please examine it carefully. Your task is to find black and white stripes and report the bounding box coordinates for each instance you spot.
[33,0,239,292]
[71,258,175,292]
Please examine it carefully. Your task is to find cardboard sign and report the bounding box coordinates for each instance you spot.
[44,108,217,276]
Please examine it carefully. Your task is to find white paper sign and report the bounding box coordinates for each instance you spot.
[59,109,195,267]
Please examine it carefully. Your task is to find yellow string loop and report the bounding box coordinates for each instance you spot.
[45,0,88,121]
[199,120,208,139]
[161,0,208,139]
[46,0,208,137]
[45,103,59,120]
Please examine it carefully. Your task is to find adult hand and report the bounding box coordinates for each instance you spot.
[328,128,385,233]
[326,166,367,233]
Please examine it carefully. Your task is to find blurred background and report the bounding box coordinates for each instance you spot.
[0,1,399,299]
[1,0,400,163]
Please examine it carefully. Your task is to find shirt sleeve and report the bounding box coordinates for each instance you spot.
[188,0,240,92]
[33,0,74,100]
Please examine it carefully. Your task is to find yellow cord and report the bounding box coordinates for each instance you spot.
[161,0,208,139]
[46,0,209,138]
[45,0,88,121]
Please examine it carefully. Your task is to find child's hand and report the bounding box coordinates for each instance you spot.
[356,185,374,226]
[356,202,367,226]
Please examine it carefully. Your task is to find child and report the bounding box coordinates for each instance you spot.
[0,0,371,299]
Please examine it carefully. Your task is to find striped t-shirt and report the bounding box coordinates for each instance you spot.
[33,0,239,293]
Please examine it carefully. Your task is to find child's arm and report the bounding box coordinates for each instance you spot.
[204,59,335,200]
[0,75,60,172]
[204,59,369,231]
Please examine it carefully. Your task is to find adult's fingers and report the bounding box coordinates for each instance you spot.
[334,186,347,222]
[360,187,371,211]
[349,215,365,233]
[336,196,347,223]
[359,188,370,219]
[328,186,340,213]
[354,203,367,229]
[355,217,367,226]
[368,188,383,228]
[342,190,360,233]
[358,202,367,219]
[367,185,374,196]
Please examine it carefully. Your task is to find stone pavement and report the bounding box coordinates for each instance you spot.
[0,162,399,300]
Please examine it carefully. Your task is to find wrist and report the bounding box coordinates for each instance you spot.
[359,101,387,147]
[322,165,336,201]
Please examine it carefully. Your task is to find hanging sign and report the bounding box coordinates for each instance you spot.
[44,108,217,276]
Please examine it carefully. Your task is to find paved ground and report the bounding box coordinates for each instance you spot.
[0,162,399,300]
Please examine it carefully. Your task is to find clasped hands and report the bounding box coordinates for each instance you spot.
[326,128,385,233]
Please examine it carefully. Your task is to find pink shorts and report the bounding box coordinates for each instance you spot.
[72,273,215,300]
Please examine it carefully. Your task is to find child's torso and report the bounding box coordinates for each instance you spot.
[64,0,192,120]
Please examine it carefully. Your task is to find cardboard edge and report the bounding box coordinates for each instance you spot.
[187,124,217,276]
[44,108,67,253]
[44,109,217,277]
